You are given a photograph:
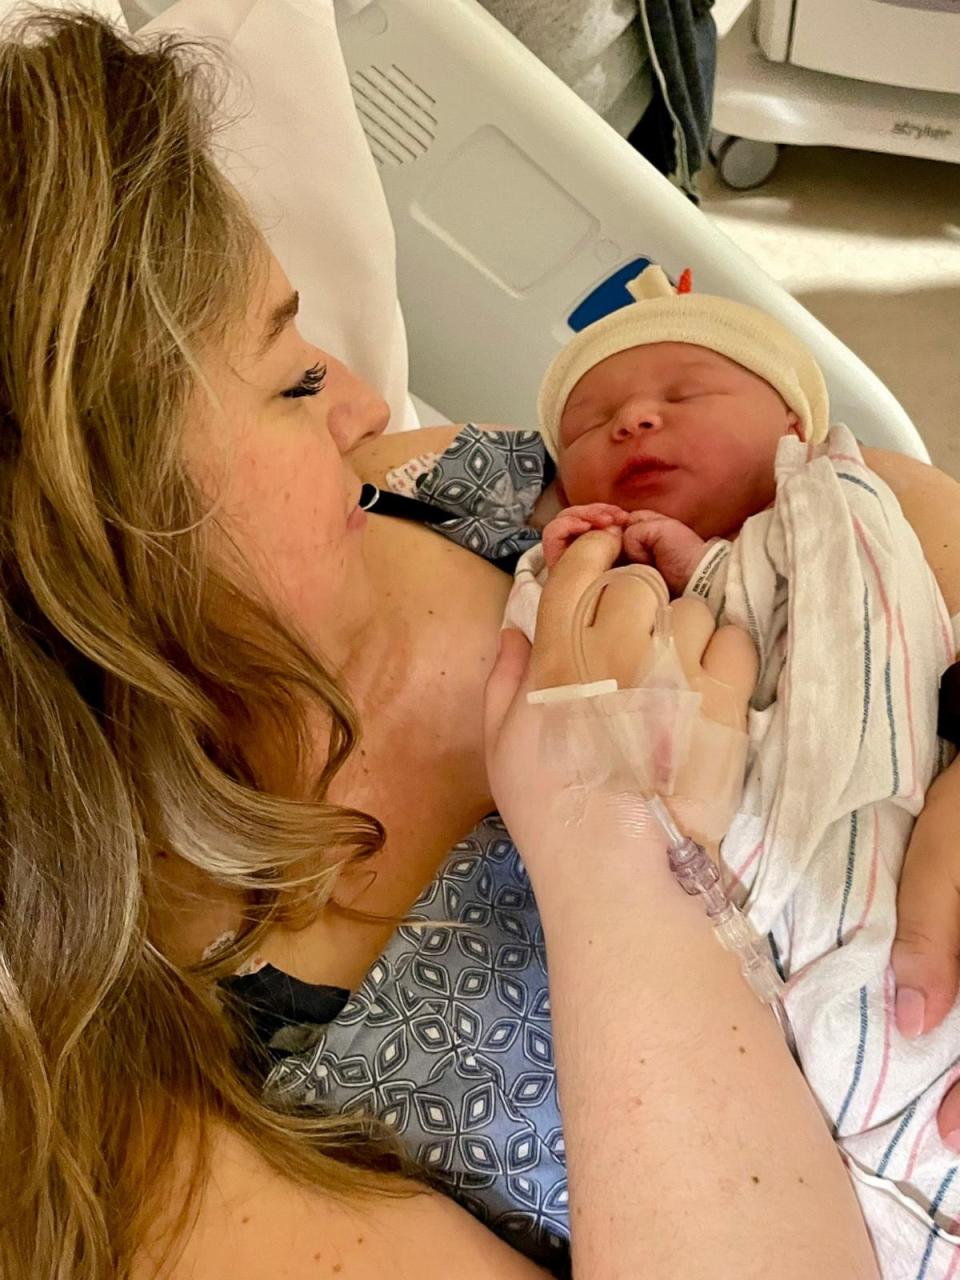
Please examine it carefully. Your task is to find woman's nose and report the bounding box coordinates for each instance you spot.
[327,359,391,454]
[610,400,664,440]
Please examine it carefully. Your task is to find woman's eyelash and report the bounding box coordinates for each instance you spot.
[282,362,327,399]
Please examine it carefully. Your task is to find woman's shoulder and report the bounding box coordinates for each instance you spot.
[135,1121,545,1280]
[861,447,960,615]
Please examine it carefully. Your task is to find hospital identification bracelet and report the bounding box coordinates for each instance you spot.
[683,538,732,619]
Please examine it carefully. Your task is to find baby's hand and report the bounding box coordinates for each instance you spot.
[622,510,706,595]
[541,503,631,569]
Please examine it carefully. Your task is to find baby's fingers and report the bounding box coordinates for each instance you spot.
[621,525,654,564]
[572,502,631,527]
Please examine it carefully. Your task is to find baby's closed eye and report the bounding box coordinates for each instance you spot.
[669,385,719,401]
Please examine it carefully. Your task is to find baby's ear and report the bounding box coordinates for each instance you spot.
[785,411,802,438]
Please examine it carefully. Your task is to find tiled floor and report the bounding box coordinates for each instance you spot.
[701,145,960,478]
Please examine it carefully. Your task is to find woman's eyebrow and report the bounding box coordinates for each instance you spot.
[258,290,299,355]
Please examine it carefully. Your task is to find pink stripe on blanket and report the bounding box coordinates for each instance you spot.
[895,608,922,803]
[727,840,763,893]
[906,1109,942,1181]
[862,962,894,1128]
[905,1066,960,1180]
[943,1243,960,1280]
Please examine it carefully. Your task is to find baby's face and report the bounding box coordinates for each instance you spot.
[557,342,800,539]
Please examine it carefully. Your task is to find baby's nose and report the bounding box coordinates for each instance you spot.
[611,400,664,437]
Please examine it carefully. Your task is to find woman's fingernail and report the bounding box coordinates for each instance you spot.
[945,1129,960,1154]
[895,987,926,1038]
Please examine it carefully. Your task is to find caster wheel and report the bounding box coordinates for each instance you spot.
[710,132,782,191]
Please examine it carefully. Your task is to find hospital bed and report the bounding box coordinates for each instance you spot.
[123,0,928,460]
[712,0,960,189]
[333,0,928,459]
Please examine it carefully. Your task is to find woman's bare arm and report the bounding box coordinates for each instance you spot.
[486,533,880,1280]
[862,448,960,616]
[841,451,960,1156]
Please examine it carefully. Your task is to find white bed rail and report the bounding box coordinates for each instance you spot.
[335,0,928,459]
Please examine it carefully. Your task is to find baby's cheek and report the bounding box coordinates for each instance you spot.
[558,451,616,507]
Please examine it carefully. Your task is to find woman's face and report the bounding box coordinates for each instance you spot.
[187,251,390,666]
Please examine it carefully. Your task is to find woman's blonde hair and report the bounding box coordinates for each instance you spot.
[0,8,406,1277]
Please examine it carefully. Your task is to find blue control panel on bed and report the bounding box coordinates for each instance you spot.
[567,256,652,332]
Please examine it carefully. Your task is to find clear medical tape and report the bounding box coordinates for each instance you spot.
[527,565,794,1052]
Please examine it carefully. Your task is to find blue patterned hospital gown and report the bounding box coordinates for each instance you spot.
[270,817,569,1274]
[268,428,573,1273]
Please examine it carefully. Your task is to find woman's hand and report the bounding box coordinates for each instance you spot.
[485,527,634,859]
[857,452,960,1149]
[892,753,960,1148]
[485,529,757,860]
[538,504,709,596]
[540,502,631,568]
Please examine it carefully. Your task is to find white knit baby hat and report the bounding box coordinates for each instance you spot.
[537,265,830,460]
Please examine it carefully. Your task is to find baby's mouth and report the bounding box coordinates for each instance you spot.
[615,455,677,487]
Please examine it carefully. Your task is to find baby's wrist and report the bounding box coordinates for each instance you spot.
[683,539,732,618]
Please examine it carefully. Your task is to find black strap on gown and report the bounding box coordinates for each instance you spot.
[359,483,522,574]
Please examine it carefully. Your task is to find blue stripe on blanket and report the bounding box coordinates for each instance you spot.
[861,586,872,748]
[839,468,901,793]
[838,472,881,500]
[878,1099,919,1175]
[834,986,869,1135]
[884,657,901,793]
[837,812,859,946]
[915,1165,958,1280]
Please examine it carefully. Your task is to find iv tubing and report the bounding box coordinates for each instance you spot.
[569,570,796,1056]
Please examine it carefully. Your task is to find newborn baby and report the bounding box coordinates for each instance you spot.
[506,262,830,634]
[543,337,797,595]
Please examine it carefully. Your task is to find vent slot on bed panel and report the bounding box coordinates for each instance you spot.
[349,64,437,167]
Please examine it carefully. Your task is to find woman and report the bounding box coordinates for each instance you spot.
[0,11,955,1279]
